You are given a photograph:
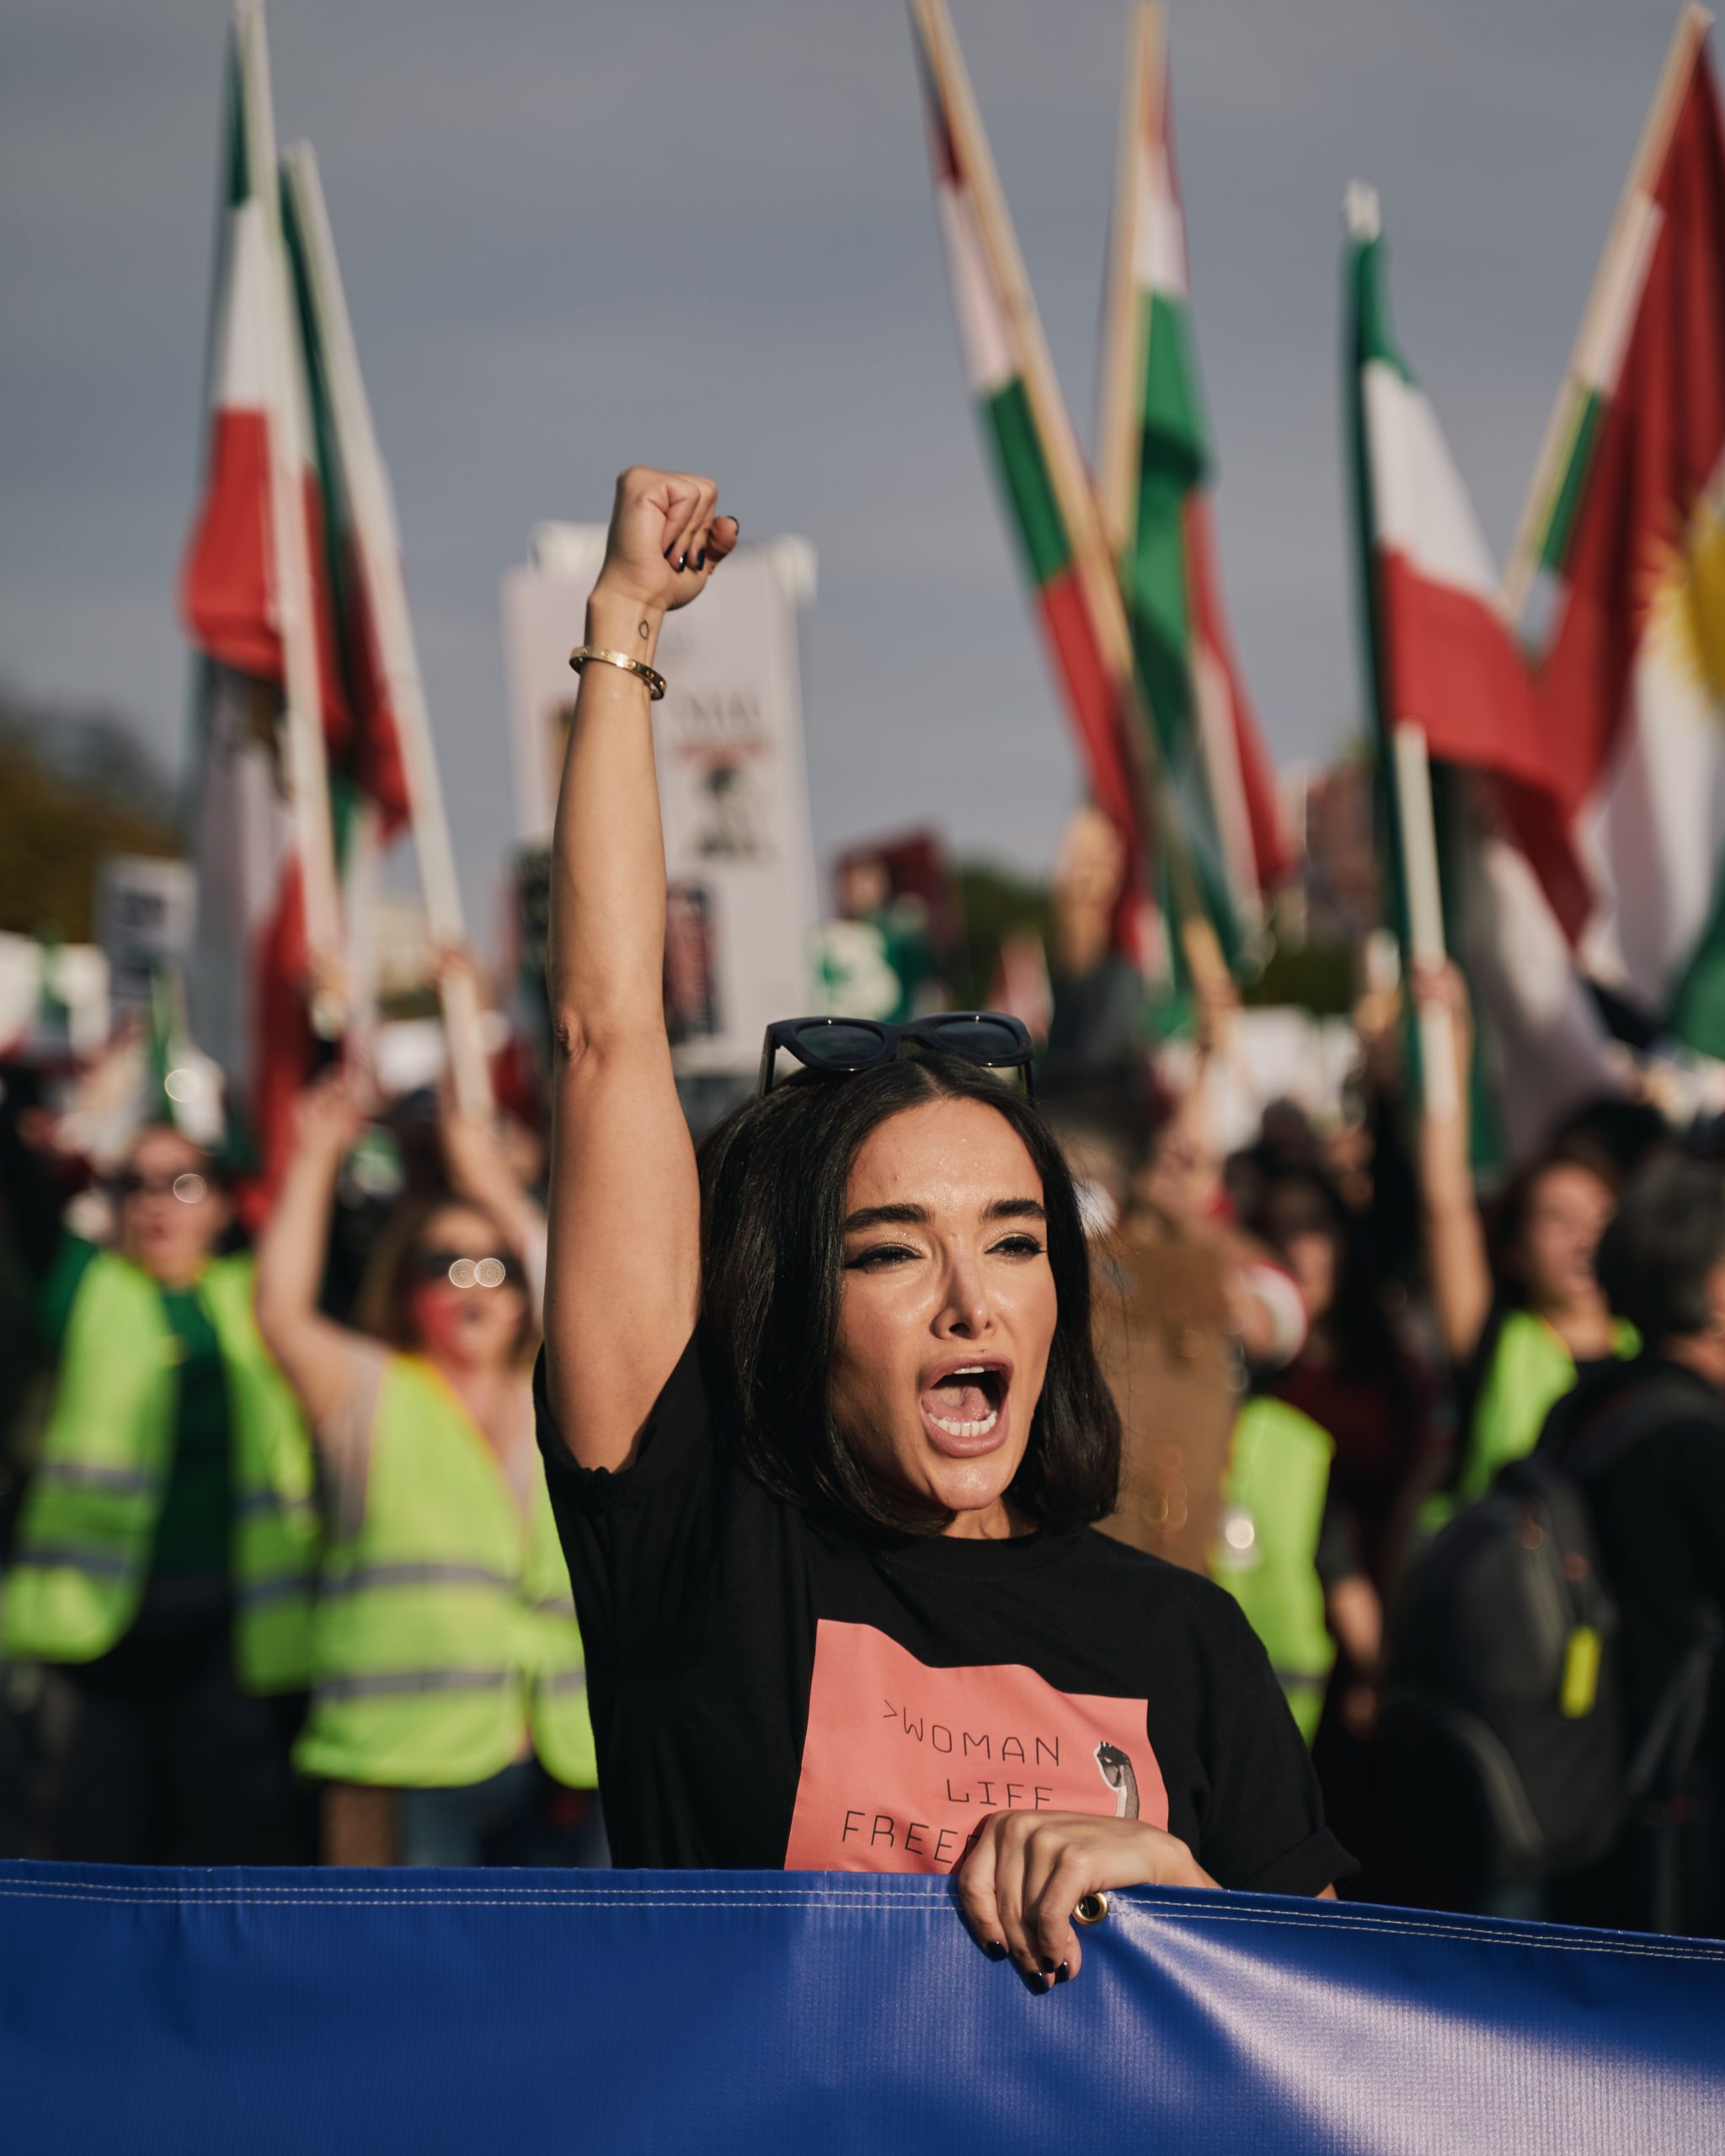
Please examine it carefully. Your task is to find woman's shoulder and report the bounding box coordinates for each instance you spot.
[1064,1526,1255,1629]
[1061,1529,1305,1714]
[536,1322,742,1508]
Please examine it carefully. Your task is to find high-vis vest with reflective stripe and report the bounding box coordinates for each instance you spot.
[1211,1396,1336,1743]
[0,1251,320,1692]
[293,1355,596,1790]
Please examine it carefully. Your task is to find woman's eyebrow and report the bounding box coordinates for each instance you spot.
[841,1198,1046,1232]
[842,1203,932,1232]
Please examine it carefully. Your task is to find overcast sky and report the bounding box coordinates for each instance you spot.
[0,0,1685,924]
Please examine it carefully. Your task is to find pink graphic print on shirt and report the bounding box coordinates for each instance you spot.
[782,1620,1167,1873]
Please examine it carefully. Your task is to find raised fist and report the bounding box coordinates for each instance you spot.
[591,466,740,617]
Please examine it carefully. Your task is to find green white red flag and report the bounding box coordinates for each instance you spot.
[278,141,492,1111]
[910,0,1153,963]
[178,0,342,1206]
[1345,184,1621,1153]
[1509,10,1725,1057]
[1097,8,1290,969]
[279,146,412,851]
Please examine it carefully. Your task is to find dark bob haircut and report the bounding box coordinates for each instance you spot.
[695,1054,1121,1535]
[1596,1156,1725,1343]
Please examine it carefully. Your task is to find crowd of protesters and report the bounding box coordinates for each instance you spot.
[0,1030,604,1870]
[3,897,1724,1930]
[2,488,1724,1941]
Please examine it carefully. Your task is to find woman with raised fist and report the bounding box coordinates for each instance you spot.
[537,467,1349,1988]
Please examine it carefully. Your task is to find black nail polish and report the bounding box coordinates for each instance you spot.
[982,1940,1007,1961]
[676,552,688,572]
[1055,1962,1071,1983]
[694,549,707,569]
[1039,1971,1056,1992]
[1039,1959,1056,1975]
[663,546,676,561]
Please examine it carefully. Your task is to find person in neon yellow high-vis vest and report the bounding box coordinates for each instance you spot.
[1211,1397,1337,1743]
[0,1120,319,1862]
[1413,964,1637,1531]
[256,1074,599,1868]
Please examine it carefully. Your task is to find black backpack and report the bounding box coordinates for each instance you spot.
[1384,1374,1722,1897]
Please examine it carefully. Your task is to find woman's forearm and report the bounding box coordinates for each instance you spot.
[254,1137,341,1340]
[1411,961,1491,1364]
[1423,1187,1493,1366]
[547,590,669,1056]
[540,470,734,1469]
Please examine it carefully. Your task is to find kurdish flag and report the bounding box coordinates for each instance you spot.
[910,0,1151,960]
[1097,7,1290,969]
[1509,9,1725,1056]
[179,1,342,1207]
[1346,184,1621,1153]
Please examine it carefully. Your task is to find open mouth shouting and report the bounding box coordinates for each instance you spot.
[918,1357,1013,1458]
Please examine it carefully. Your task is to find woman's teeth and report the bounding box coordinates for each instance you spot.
[928,1407,998,1438]
[923,1364,1001,1438]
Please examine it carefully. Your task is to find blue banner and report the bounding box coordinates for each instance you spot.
[3,1863,1722,2153]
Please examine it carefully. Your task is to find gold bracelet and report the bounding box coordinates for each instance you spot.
[569,645,666,701]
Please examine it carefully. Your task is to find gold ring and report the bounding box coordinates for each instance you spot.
[1073,1892,1110,1926]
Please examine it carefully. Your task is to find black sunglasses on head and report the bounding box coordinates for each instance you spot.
[757,1012,1036,1099]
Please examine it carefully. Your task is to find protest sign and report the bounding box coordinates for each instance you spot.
[94,856,195,1020]
[501,526,818,1076]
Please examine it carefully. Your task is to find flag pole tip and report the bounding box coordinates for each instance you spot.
[1343,180,1381,241]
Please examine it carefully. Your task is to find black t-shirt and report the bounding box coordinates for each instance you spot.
[537,1331,1353,1888]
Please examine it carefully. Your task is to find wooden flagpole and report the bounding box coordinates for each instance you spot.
[1097,6,1161,558]
[1391,723,1459,1125]
[914,0,1226,994]
[280,141,493,1117]
[240,0,345,1037]
[1501,4,1712,623]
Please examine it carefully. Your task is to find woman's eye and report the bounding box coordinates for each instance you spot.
[845,1242,919,1272]
[991,1235,1045,1259]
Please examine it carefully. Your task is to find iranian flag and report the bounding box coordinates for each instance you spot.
[279,145,412,852]
[911,0,1156,963]
[1097,7,1290,971]
[1346,183,1621,1153]
[1509,9,1725,1056]
[279,140,493,1112]
[179,1,341,1207]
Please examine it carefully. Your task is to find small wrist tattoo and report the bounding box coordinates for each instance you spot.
[638,620,651,640]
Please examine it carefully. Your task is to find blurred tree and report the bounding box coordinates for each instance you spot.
[0,690,181,942]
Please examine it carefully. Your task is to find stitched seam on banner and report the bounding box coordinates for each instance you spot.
[1,1881,1722,1959]
[1130,1909,1725,1961]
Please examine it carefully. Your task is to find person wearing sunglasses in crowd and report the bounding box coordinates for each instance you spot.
[0,1115,319,1862]
[536,467,1350,1990]
[254,1075,600,1867]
